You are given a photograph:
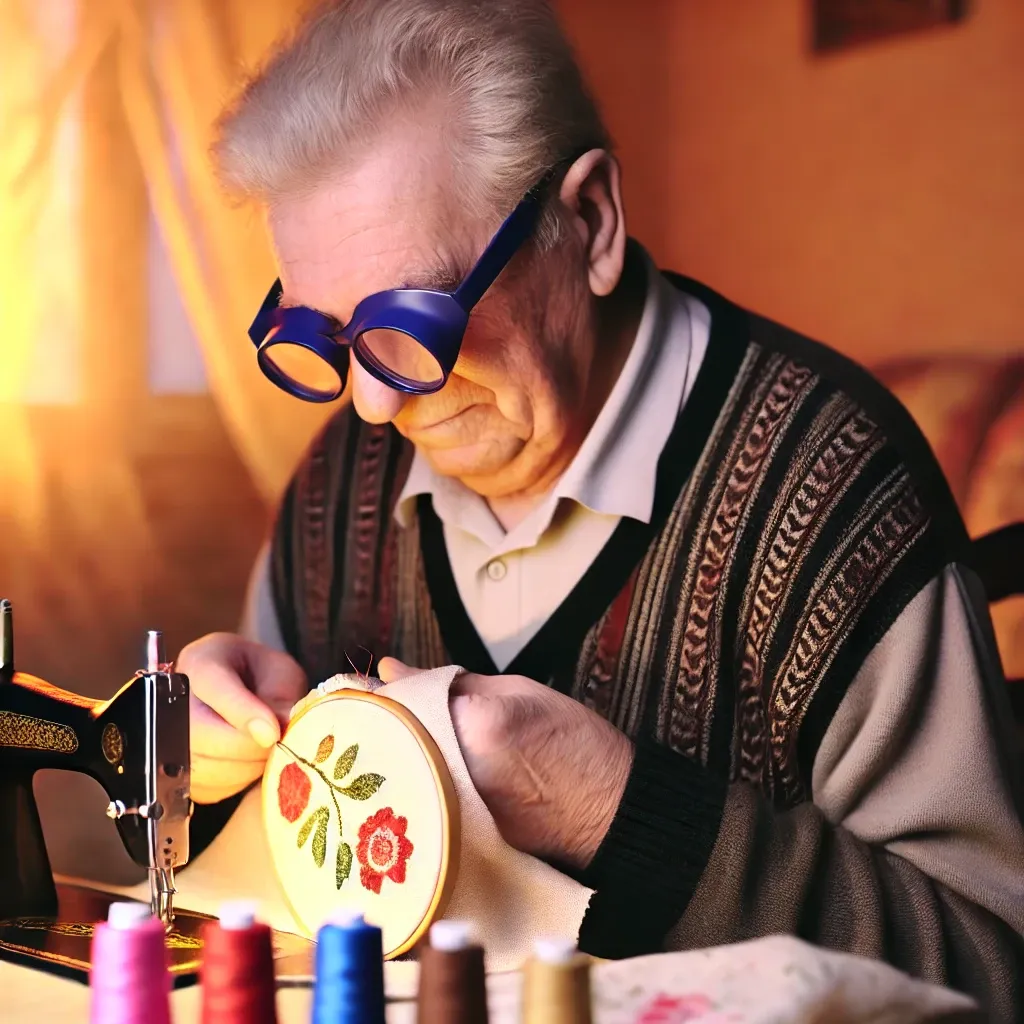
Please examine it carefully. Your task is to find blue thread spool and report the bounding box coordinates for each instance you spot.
[312,912,386,1024]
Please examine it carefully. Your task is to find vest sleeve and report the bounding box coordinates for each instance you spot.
[577,566,1024,1020]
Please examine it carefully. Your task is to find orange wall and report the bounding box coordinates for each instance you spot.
[557,0,1024,362]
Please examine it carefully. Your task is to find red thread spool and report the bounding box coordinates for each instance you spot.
[89,902,172,1024]
[200,902,279,1024]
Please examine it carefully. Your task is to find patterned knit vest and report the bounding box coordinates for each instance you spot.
[269,274,969,808]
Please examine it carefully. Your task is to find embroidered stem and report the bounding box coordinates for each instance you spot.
[279,741,344,834]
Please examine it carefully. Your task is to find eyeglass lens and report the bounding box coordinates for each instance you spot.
[356,328,445,389]
[263,342,345,398]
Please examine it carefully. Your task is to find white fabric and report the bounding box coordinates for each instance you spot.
[373,667,594,968]
[108,666,592,976]
[2,934,981,1023]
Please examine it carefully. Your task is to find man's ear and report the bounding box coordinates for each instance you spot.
[558,149,627,298]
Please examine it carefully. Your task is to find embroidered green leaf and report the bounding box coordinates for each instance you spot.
[296,810,318,849]
[312,814,328,868]
[336,842,353,889]
[314,735,335,764]
[339,773,385,800]
[333,744,358,780]
[298,806,329,854]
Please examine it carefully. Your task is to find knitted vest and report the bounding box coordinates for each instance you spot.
[269,275,968,808]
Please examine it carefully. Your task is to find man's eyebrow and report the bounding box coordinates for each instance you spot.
[275,263,465,313]
[398,265,464,292]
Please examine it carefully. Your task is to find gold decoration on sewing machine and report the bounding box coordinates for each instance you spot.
[3,917,203,950]
[0,710,78,754]
[100,722,124,765]
[263,687,459,958]
[0,884,316,982]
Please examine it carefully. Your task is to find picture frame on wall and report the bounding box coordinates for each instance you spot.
[813,0,970,53]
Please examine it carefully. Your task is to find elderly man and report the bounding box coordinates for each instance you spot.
[180,0,1024,1015]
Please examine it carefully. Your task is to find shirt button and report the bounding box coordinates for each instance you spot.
[486,559,507,581]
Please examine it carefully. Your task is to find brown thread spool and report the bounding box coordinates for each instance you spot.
[415,920,489,1024]
[521,938,593,1024]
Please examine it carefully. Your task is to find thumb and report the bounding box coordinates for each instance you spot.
[377,657,423,683]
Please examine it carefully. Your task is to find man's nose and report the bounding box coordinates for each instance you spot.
[347,349,409,424]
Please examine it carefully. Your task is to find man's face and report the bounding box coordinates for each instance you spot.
[268,124,599,499]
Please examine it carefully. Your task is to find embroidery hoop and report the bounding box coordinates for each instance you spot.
[261,687,460,958]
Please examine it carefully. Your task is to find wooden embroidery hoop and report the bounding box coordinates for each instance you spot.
[261,687,460,958]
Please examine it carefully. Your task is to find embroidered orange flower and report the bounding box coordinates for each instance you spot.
[278,762,312,822]
[356,807,413,893]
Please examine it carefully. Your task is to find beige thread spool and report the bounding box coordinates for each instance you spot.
[521,938,593,1024]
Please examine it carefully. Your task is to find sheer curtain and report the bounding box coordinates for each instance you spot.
[0,1,83,540]
[117,0,332,503]
[0,0,330,508]
[0,0,329,882]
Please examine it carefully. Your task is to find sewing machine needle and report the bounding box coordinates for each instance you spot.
[149,867,176,929]
[147,630,165,673]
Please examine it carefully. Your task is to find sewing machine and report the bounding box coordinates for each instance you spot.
[0,598,315,982]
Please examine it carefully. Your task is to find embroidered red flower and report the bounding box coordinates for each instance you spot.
[356,807,413,893]
[277,762,312,822]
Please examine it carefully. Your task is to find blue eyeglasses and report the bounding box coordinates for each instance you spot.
[248,162,566,403]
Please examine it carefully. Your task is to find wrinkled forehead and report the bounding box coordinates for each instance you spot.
[266,134,479,320]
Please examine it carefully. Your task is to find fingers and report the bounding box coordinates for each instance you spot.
[189,695,269,803]
[178,632,309,741]
[450,671,536,698]
[184,647,282,748]
[377,657,423,683]
[180,632,311,805]
[189,693,273,761]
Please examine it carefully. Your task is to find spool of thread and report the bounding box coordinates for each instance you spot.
[312,911,386,1024]
[200,901,278,1024]
[521,937,593,1024]
[415,920,488,1024]
[89,901,172,1024]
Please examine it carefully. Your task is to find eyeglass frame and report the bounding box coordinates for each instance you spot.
[247,154,581,403]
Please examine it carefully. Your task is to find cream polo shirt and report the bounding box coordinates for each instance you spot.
[392,250,710,670]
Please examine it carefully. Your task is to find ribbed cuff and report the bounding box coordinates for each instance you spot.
[577,738,726,959]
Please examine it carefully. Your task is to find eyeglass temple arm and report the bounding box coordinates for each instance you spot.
[452,186,549,313]
[249,280,285,345]
[251,158,576,326]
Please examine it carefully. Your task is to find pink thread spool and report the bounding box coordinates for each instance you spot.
[89,902,172,1024]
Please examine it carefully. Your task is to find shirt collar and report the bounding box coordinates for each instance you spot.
[394,244,697,542]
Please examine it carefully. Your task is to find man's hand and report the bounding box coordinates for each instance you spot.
[178,633,309,805]
[377,659,634,871]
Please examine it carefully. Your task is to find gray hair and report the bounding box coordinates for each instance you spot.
[212,0,610,250]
